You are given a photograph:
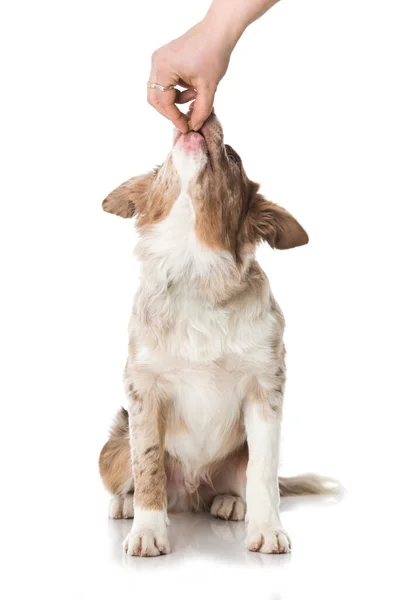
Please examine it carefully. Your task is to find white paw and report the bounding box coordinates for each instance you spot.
[124,526,170,557]
[123,508,170,557]
[210,495,246,521]
[109,494,134,519]
[246,524,291,554]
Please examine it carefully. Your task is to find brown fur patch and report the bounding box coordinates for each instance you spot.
[129,392,168,511]
[102,173,154,218]
[102,157,180,229]
[137,159,180,229]
[242,187,309,250]
[187,129,249,256]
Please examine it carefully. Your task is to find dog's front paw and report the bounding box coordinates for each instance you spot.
[124,527,170,556]
[123,509,170,557]
[246,524,291,554]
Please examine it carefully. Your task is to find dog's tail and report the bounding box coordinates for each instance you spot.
[279,474,341,497]
[108,406,129,438]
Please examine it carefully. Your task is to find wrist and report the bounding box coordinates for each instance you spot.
[200,13,244,53]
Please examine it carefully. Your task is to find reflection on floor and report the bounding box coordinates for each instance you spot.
[108,493,342,571]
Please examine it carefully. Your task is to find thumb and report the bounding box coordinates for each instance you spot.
[190,82,216,131]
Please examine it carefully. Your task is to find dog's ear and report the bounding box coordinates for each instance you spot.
[102,171,155,218]
[247,192,309,250]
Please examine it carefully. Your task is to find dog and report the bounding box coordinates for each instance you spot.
[99,111,329,557]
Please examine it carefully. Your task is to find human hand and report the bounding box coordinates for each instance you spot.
[148,20,234,133]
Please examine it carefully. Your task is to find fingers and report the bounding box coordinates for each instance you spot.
[147,52,194,132]
[190,82,216,131]
[176,88,197,105]
[147,83,196,132]
[147,86,174,117]
[147,88,188,132]
[163,101,190,133]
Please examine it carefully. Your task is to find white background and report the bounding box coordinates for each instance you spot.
[1,1,399,598]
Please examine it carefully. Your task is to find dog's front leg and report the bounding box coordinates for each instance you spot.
[244,385,291,554]
[124,387,170,557]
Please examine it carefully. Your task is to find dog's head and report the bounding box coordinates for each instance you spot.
[103,113,308,259]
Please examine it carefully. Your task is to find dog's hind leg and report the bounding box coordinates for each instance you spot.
[99,408,135,519]
[109,492,134,519]
[202,445,248,521]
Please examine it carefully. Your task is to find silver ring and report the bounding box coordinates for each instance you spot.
[147,82,176,92]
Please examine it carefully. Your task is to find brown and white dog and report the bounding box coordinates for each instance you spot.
[99,112,329,557]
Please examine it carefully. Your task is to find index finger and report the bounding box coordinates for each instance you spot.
[190,82,216,131]
[147,88,189,133]
[162,98,190,133]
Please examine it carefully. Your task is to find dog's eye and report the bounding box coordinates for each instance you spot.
[225,145,240,164]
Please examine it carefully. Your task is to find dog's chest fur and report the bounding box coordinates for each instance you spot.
[127,193,285,480]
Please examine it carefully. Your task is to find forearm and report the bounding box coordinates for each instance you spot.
[203,0,280,50]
